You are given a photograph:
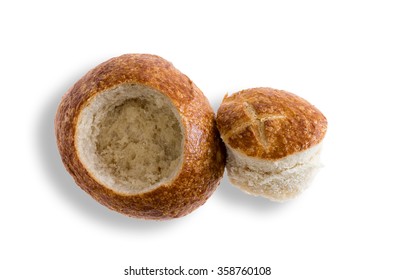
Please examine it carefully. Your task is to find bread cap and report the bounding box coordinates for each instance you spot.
[217,87,327,160]
[216,87,327,201]
[55,54,225,219]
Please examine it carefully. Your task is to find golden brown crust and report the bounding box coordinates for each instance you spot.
[55,54,225,220]
[216,87,327,160]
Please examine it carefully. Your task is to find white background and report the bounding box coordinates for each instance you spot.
[1,1,394,279]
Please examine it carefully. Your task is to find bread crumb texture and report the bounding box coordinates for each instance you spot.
[226,143,323,201]
[76,84,183,194]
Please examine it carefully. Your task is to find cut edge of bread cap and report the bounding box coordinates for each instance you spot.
[225,142,323,201]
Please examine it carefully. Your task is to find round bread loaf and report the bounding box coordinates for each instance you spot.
[55,54,225,219]
[216,87,327,201]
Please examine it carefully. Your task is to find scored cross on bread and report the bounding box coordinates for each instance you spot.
[222,100,286,148]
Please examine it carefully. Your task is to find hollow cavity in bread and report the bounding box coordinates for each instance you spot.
[226,143,322,201]
[75,84,184,195]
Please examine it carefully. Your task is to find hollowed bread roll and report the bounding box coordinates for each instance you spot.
[216,87,327,201]
[55,54,225,219]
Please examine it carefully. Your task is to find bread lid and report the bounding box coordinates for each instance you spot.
[217,87,327,160]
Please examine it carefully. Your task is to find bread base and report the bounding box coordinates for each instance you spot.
[55,54,225,219]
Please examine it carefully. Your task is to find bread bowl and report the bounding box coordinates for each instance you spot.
[55,54,225,220]
[216,87,327,201]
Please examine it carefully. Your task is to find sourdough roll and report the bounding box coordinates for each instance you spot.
[216,87,327,201]
[55,54,225,219]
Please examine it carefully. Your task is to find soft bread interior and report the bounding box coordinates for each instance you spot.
[226,143,322,201]
[75,84,184,194]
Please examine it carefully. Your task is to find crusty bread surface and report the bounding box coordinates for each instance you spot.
[216,87,327,201]
[55,54,225,219]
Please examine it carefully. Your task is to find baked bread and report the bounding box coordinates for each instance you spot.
[55,54,225,220]
[216,87,327,201]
